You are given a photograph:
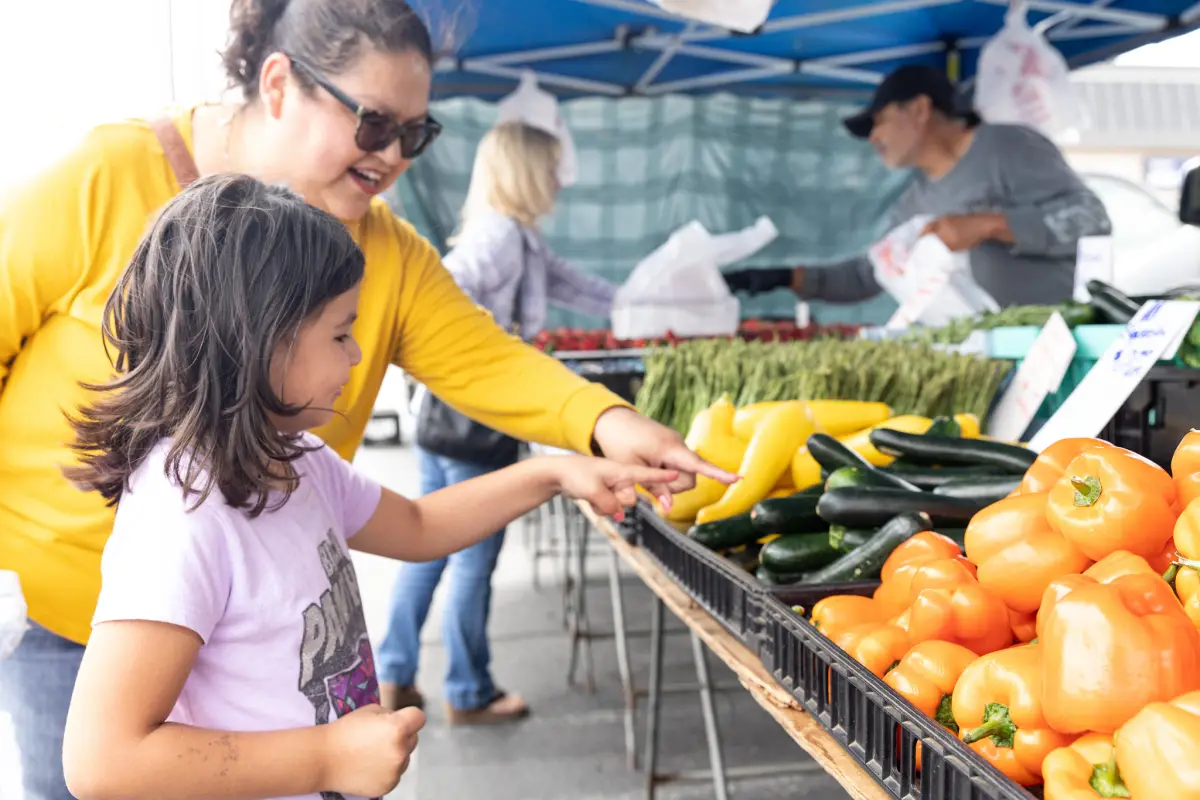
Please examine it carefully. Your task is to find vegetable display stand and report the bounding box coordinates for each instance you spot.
[632,502,764,649]
[757,593,1034,800]
[554,350,645,404]
[1100,365,1200,468]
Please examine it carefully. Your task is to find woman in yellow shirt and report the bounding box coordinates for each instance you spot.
[0,1,728,797]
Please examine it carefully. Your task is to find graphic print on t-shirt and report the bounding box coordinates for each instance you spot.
[298,530,381,800]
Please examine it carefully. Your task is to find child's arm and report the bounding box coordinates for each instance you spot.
[64,620,423,800]
[347,455,675,562]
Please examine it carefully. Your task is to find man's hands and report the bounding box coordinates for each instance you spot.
[920,213,1012,252]
[591,407,739,509]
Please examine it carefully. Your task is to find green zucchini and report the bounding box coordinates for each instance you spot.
[882,463,1005,489]
[868,429,1037,473]
[755,565,810,586]
[807,433,921,492]
[829,526,873,552]
[690,513,758,550]
[724,544,761,573]
[1087,279,1141,324]
[825,466,895,492]
[817,487,985,529]
[801,512,932,584]
[926,416,962,437]
[795,483,825,498]
[760,532,842,574]
[933,475,1022,504]
[750,494,823,536]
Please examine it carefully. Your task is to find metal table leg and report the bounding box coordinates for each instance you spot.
[567,508,598,692]
[609,546,638,770]
[643,596,665,800]
[692,633,729,800]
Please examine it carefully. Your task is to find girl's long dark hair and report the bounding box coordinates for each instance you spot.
[67,174,365,516]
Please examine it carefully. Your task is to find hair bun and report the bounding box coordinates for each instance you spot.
[222,0,292,96]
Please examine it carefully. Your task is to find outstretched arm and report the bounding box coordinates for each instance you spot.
[347,456,677,562]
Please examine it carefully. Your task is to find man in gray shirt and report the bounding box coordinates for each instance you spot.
[725,65,1111,307]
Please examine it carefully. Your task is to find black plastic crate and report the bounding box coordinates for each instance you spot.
[758,593,1034,800]
[555,351,645,404]
[633,502,763,649]
[1101,365,1200,468]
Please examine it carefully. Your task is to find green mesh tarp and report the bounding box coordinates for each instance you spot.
[390,93,912,329]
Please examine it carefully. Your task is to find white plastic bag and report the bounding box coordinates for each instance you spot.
[868,216,999,329]
[975,2,1086,142]
[0,570,28,660]
[495,71,579,187]
[649,0,772,33]
[612,217,777,339]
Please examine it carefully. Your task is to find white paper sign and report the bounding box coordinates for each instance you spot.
[1027,300,1200,452]
[986,313,1077,442]
[1073,236,1114,303]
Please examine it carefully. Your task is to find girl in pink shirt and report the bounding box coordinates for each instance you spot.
[60,174,674,800]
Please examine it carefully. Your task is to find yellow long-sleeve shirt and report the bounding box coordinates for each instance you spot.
[0,108,627,645]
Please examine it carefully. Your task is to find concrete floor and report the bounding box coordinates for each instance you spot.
[0,438,852,800]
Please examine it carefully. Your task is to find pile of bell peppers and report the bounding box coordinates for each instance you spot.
[806,432,1200,798]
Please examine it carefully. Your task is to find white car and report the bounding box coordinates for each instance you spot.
[1082,172,1200,296]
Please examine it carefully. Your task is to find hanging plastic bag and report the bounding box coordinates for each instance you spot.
[650,0,773,33]
[0,570,28,660]
[868,216,999,329]
[612,217,777,339]
[495,71,579,187]
[974,2,1086,141]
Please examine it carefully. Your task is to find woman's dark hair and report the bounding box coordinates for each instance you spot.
[67,174,365,516]
[222,0,434,99]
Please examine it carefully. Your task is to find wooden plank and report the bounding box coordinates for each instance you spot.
[580,505,891,800]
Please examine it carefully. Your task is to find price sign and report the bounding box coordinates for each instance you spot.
[986,313,1077,442]
[1027,300,1200,452]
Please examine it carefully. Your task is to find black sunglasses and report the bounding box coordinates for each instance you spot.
[289,56,442,158]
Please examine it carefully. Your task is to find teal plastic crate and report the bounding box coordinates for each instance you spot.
[986,324,1179,428]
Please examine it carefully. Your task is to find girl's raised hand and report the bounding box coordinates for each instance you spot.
[552,456,679,518]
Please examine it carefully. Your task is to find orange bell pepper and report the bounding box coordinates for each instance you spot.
[884,640,978,733]
[831,622,911,678]
[1175,566,1200,629]
[890,558,1013,656]
[964,492,1092,614]
[1020,438,1112,495]
[873,531,967,614]
[1009,608,1037,644]
[1040,572,1200,734]
[1042,733,1133,800]
[1114,689,1200,799]
[1046,447,1179,562]
[952,644,1077,786]
[810,595,889,641]
[1174,496,1200,562]
[1173,429,1200,510]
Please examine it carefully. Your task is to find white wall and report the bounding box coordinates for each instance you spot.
[0,0,231,194]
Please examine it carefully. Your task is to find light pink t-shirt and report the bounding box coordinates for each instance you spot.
[94,434,384,800]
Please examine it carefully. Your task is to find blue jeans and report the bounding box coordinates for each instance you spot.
[0,620,84,800]
[377,448,509,711]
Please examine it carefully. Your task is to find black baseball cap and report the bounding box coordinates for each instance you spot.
[843,64,982,139]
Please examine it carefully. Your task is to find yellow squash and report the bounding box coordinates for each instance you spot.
[661,475,726,522]
[697,402,815,524]
[684,396,747,473]
[733,400,891,439]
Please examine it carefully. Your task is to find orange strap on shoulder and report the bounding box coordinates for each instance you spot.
[150,115,199,189]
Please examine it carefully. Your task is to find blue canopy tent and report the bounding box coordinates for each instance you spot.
[424,0,1200,100]
[397,0,1200,328]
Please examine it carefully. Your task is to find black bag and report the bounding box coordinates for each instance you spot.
[414,235,527,469]
[415,392,520,468]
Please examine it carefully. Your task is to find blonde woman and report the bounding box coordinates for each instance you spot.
[378,121,618,723]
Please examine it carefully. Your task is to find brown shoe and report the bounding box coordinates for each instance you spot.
[380,682,425,712]
[445,691,530,726]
